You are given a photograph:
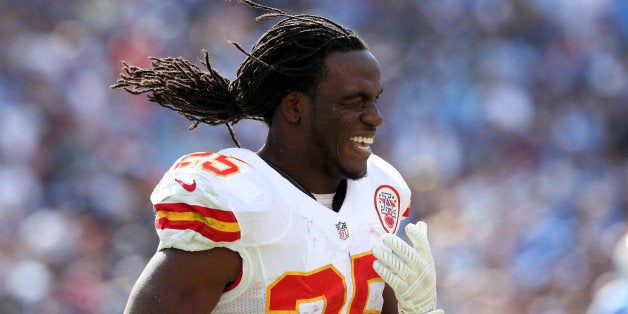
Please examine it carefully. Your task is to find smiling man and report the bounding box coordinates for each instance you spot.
[111,1,443,313]
[260,49,384,194]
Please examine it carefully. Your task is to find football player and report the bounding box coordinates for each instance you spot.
[111,1,443,313]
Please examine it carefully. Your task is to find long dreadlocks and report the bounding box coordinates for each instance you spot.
[110,0,368,147]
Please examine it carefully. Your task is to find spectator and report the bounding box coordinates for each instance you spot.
[0,0,625,312]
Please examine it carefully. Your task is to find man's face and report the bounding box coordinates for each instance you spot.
[306,49,384,181]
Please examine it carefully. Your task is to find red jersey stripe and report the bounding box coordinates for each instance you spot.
[402,204,410,217]
[154,203,237,223]
[155,217,241,242]
[224,269,244,292]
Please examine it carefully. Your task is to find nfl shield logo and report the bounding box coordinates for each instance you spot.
[335,221,349,240]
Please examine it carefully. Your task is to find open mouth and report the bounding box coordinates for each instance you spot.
[349,136,374,153]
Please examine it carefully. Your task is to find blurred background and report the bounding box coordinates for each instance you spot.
[1,0,627,313]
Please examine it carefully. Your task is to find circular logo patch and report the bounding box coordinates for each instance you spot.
[374,185,401,234]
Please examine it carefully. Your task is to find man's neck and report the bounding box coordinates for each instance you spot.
[258,143,341,195]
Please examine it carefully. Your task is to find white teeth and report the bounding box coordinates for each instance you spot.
[350,136,374,144]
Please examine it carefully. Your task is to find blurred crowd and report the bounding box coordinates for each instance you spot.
[1,0,627,313]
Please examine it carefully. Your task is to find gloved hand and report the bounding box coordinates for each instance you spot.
[372,221,443,314]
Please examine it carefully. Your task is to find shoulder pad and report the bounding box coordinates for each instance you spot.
[368,154,408,188]
[367,154,412,224]
[151,150,290,251]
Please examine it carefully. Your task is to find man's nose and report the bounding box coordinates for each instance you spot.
[361,103,383,127]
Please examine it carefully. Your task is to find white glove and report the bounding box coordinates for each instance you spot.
[372,221,443,314]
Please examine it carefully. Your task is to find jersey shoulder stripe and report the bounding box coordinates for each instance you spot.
[154,202,241,242]
[152,149,290,251]
[402,200,411,218]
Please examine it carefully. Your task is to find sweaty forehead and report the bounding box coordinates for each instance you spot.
[318,50,383,97]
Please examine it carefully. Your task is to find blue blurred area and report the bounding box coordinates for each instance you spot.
[1,0,627,313]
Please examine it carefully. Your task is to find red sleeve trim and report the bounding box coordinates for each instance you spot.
[154,203,241,242]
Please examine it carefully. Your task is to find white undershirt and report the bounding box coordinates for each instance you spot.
[312,193,335,210]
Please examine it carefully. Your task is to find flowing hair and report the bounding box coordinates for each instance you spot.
[110,0,368,147]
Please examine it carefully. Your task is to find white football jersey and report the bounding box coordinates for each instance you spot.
[150,148,411,313]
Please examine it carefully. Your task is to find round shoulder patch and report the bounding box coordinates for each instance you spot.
[373,185,401,234]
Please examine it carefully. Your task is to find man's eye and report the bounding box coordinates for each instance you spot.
[349,98,371,107]
[333,96,375,108]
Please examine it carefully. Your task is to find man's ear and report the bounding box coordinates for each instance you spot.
[280,91,307,124]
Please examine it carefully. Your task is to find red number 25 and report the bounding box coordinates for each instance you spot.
[174,152,241,177]
[266,252,382,313]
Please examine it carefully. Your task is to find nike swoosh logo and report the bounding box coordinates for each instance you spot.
[175,178,197,192]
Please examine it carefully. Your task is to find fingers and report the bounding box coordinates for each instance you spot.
[417,221,427,234]
[372,259,402,291]
[381,233,421,272]
[374,222,440,314]
[372,246,410,283]
[406,221,434,263]
[405,223,422,249]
